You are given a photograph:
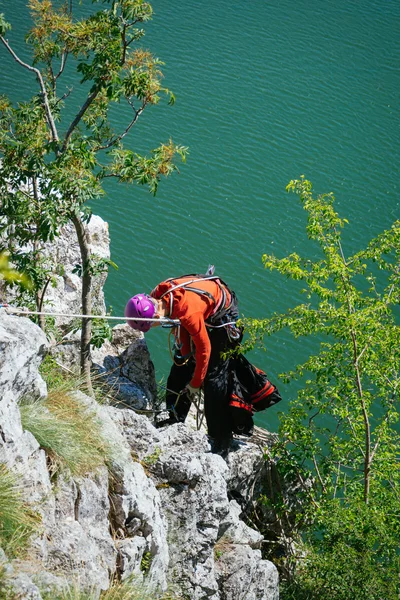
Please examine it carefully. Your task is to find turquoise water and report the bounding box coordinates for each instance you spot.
[1,0,399,431]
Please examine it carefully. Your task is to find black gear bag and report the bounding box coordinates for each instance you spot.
[228,354,282,436]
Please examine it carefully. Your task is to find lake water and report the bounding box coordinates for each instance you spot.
[1,0,399,432]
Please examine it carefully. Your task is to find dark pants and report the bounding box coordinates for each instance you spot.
[165,297,241,441]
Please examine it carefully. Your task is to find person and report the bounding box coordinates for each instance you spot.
[125,270,281,456]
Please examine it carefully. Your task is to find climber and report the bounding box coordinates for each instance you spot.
[125,270,244,455]
[125,269,282,457]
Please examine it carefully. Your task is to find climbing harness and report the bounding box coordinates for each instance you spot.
[168,328,193,366]
[157,274,232,323]
[157,273,242,355]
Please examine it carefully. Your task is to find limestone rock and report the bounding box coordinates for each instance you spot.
[0,310,280,600]
[215,545,279,600]
[111,410,279,600]
[44,468,117,593]
[0,311,52,522]
[91,324,157,409]
[0,311,47,408]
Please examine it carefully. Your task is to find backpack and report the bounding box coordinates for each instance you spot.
[229,354,282,436]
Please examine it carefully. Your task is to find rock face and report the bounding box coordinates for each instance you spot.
[0,215,110,329]
[91,324,157,408]
[0,311,48,468]
[0,310,279,600]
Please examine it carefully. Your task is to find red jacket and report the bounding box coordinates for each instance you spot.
[151,276,231,388]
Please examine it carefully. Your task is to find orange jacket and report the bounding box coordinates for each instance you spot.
[151,276,231,388]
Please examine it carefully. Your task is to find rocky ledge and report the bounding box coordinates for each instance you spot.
[0,310,279,600]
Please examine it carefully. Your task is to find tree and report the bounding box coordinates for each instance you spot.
[0,1,187,393]
[245,177,400,599]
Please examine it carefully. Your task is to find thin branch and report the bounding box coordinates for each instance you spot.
[0,36,59,144]
[308,409,321,425]
[38,276,52,314]
[62,89,99,152]
[333,461,341,498]
[54,51,69,82]
[355,344,368,366]
[346,415,365,458]
[335,221,371,503]
[95,100,146,151]
[121,22,128,64]
[312,454,326,493]
[56,88,73,105]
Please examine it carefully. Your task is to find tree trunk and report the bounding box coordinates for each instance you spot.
[71,212,94,396]
[35,290,46,331]
[32,236,46,332]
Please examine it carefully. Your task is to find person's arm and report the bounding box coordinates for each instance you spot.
[181,312,211,388]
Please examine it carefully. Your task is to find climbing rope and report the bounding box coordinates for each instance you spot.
[0,303,180,327]
[0,304,213,432]
[172,386,205,431]
[156,383,205,431]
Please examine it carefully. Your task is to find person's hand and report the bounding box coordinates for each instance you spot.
[183,384,200,399]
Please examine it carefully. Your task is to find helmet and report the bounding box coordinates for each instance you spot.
[125,294,156,332]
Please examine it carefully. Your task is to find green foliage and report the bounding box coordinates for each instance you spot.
[248,178,400,596]
[0,463,40,557]
[91,317,113,349]
[0,252,32,289]
[281,498,400,600]
[140,551,153,575]
[19,390,112,476]
[72,255,118,279]
[0,0,187,337]
[0,14,11,37]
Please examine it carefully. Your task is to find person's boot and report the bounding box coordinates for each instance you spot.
[210,437,233,459]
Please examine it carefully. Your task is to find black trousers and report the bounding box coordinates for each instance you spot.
[165,295,241,441]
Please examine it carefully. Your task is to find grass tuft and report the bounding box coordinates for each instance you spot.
[0,463,41,557]
[20,390,112,477]
[41,576,185,600]
[39,354,119,406]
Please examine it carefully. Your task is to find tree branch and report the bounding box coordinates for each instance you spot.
[54,51,69,84]
[95,100,146,151]
[0,36,60,144]
[62,89,99,152]
[312,454,326,493]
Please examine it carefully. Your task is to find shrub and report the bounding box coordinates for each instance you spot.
[279,491,400,600]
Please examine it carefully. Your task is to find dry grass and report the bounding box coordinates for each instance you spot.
[0,463,41,557]
[20,390,113,477]
[40,576,184,600]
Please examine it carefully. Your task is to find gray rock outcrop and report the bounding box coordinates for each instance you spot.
[91,324,157,408]
[0,310,279,599]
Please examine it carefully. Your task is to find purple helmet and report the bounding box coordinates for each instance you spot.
[125,294,156,332]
